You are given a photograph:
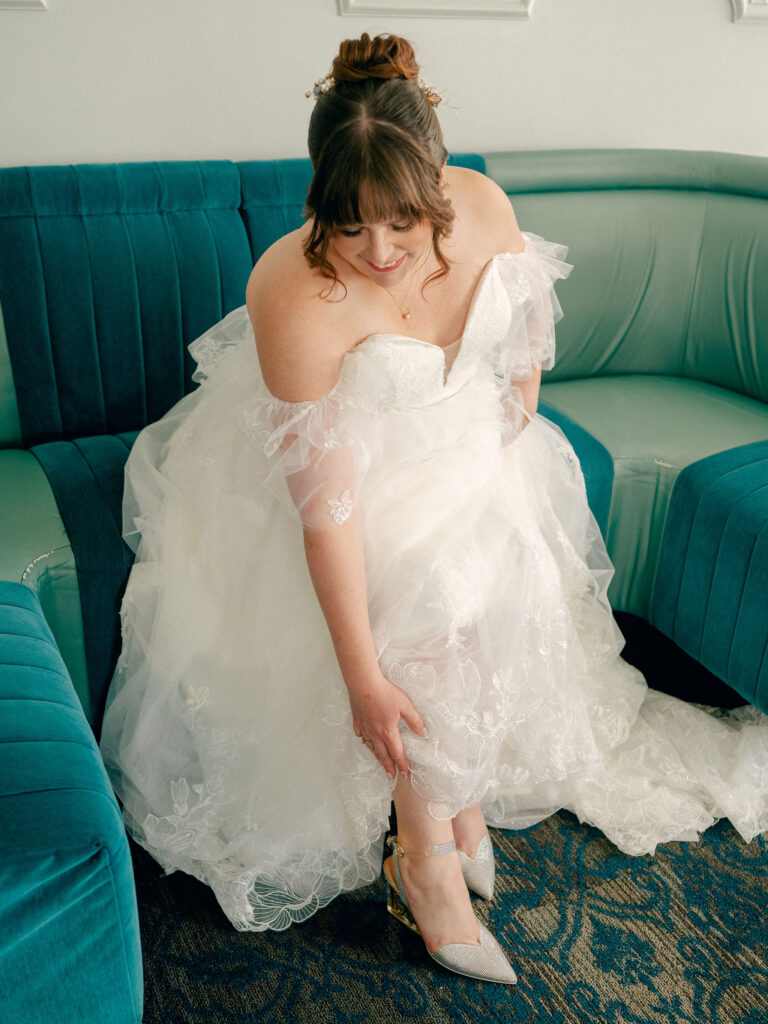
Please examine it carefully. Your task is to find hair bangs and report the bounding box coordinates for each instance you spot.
[312,129,433,231]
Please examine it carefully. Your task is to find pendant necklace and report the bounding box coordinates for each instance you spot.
[384,245,433,322]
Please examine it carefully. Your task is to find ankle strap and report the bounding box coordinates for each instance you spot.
[387,835,456,858]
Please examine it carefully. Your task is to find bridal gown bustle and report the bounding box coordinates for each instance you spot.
[99,233,768,933]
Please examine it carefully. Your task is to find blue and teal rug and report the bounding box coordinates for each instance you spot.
[133,810,768,1023]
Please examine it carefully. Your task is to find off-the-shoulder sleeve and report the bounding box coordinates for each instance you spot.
[487,232,573,382]
[187,306,373,532]
[480,233,572,445]
[239,379,373,532]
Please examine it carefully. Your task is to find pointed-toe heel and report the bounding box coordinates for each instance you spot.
[383,835,516,986]
[457,832,496,901]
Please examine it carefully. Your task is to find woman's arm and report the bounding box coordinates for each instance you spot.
[514,367,541,427]
[246,245,426,780]
[302,516,426,780]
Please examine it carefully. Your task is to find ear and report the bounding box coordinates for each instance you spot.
[438,162,447,190]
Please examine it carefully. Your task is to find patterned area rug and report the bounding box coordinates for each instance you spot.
[133,811,768,1023]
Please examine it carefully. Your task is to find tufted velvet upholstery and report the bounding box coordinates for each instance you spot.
[652,441,768,710]
[0,582,142,1023]
[31,432,139,737]
[0,162,253,447]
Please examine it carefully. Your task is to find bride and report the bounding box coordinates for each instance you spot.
[99,32,768,986]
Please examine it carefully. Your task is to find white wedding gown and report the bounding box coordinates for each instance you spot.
[99,234,768,932]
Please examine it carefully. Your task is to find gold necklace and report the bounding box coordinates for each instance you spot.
[383,246,432,321]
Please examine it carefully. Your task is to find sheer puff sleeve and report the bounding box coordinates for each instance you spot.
[482,233,573,444]
[188,305,373,532]
[247,387,372,531]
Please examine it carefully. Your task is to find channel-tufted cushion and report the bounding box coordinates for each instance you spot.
[0,581,142,1023]
[31,433,140,735]
[0,162,253,446]
[651,440,768,713]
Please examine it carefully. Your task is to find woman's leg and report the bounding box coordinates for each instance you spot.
[452,802,488,857]
[392,775,479,952]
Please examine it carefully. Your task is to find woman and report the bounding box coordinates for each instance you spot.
[100,33,768,986]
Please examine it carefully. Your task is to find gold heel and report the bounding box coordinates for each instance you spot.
[385,868,420,933]
[383,835,517,985]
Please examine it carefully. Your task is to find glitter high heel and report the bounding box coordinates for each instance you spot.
[457,832,496,901]
[383,835,517,985]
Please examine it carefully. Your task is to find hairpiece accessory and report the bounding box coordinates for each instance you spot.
[305,73,442,107]
[305,73,334,99]
[418,78,442,108]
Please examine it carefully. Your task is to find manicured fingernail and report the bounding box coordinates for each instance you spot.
[421,727,429,738]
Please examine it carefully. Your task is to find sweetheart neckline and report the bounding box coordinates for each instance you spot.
[348,247,524,376]
[258,247,529,408]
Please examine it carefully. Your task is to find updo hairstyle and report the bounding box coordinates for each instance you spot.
[304,33,454,295]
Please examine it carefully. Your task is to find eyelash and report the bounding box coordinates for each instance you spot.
[338,223,414,238]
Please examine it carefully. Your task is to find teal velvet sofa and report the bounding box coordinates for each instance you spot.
[0,149,767,1022]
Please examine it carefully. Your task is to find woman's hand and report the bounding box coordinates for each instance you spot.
[349,672,427,780]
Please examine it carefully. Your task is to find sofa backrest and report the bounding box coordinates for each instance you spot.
[0,162,253,447]
[486,149,768,404]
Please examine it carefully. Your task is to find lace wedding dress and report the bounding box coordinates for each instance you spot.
[99,234,768,932]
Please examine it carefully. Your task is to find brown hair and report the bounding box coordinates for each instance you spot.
[303,33,454,297]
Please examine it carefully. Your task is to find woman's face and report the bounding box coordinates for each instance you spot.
[330,215,433,289]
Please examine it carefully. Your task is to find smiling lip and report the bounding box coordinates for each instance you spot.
[365,253,407,273]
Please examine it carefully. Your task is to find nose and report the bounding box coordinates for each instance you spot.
[365,228,395,265]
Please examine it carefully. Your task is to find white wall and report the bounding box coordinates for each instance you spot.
[1,0,766,167]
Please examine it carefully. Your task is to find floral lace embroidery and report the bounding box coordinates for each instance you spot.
[327,489,353,524]
[322,427,345,449]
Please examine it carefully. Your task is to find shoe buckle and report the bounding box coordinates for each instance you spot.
[386,836,405,858]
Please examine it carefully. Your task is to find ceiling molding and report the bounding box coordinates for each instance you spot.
[731,0,768,22]
[337,0,533,19]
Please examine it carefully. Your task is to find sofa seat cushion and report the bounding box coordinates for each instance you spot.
[0,582,142,1024]
[538,401,613,536]
[539,375,768,618]
[651,441,768,712]
[31,432,139,734]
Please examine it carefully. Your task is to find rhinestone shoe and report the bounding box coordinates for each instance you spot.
[457,832,495,901]
[383,835,517,985]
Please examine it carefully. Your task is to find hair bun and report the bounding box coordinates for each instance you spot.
[332,33,419,85]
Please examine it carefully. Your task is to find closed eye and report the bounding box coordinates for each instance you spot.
[336,221,415,238]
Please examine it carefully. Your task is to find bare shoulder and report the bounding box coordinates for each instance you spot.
[246,229,347,403]
[445,165,525,256]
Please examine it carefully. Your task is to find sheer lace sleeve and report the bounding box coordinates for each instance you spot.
[188,306,373,532]
[241,381,373,532]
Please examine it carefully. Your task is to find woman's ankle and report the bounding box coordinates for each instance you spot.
[451,804,488,857]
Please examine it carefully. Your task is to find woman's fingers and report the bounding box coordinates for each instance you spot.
[370,737,396,780]
[384,727,410,778]
[401,704,428,739]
